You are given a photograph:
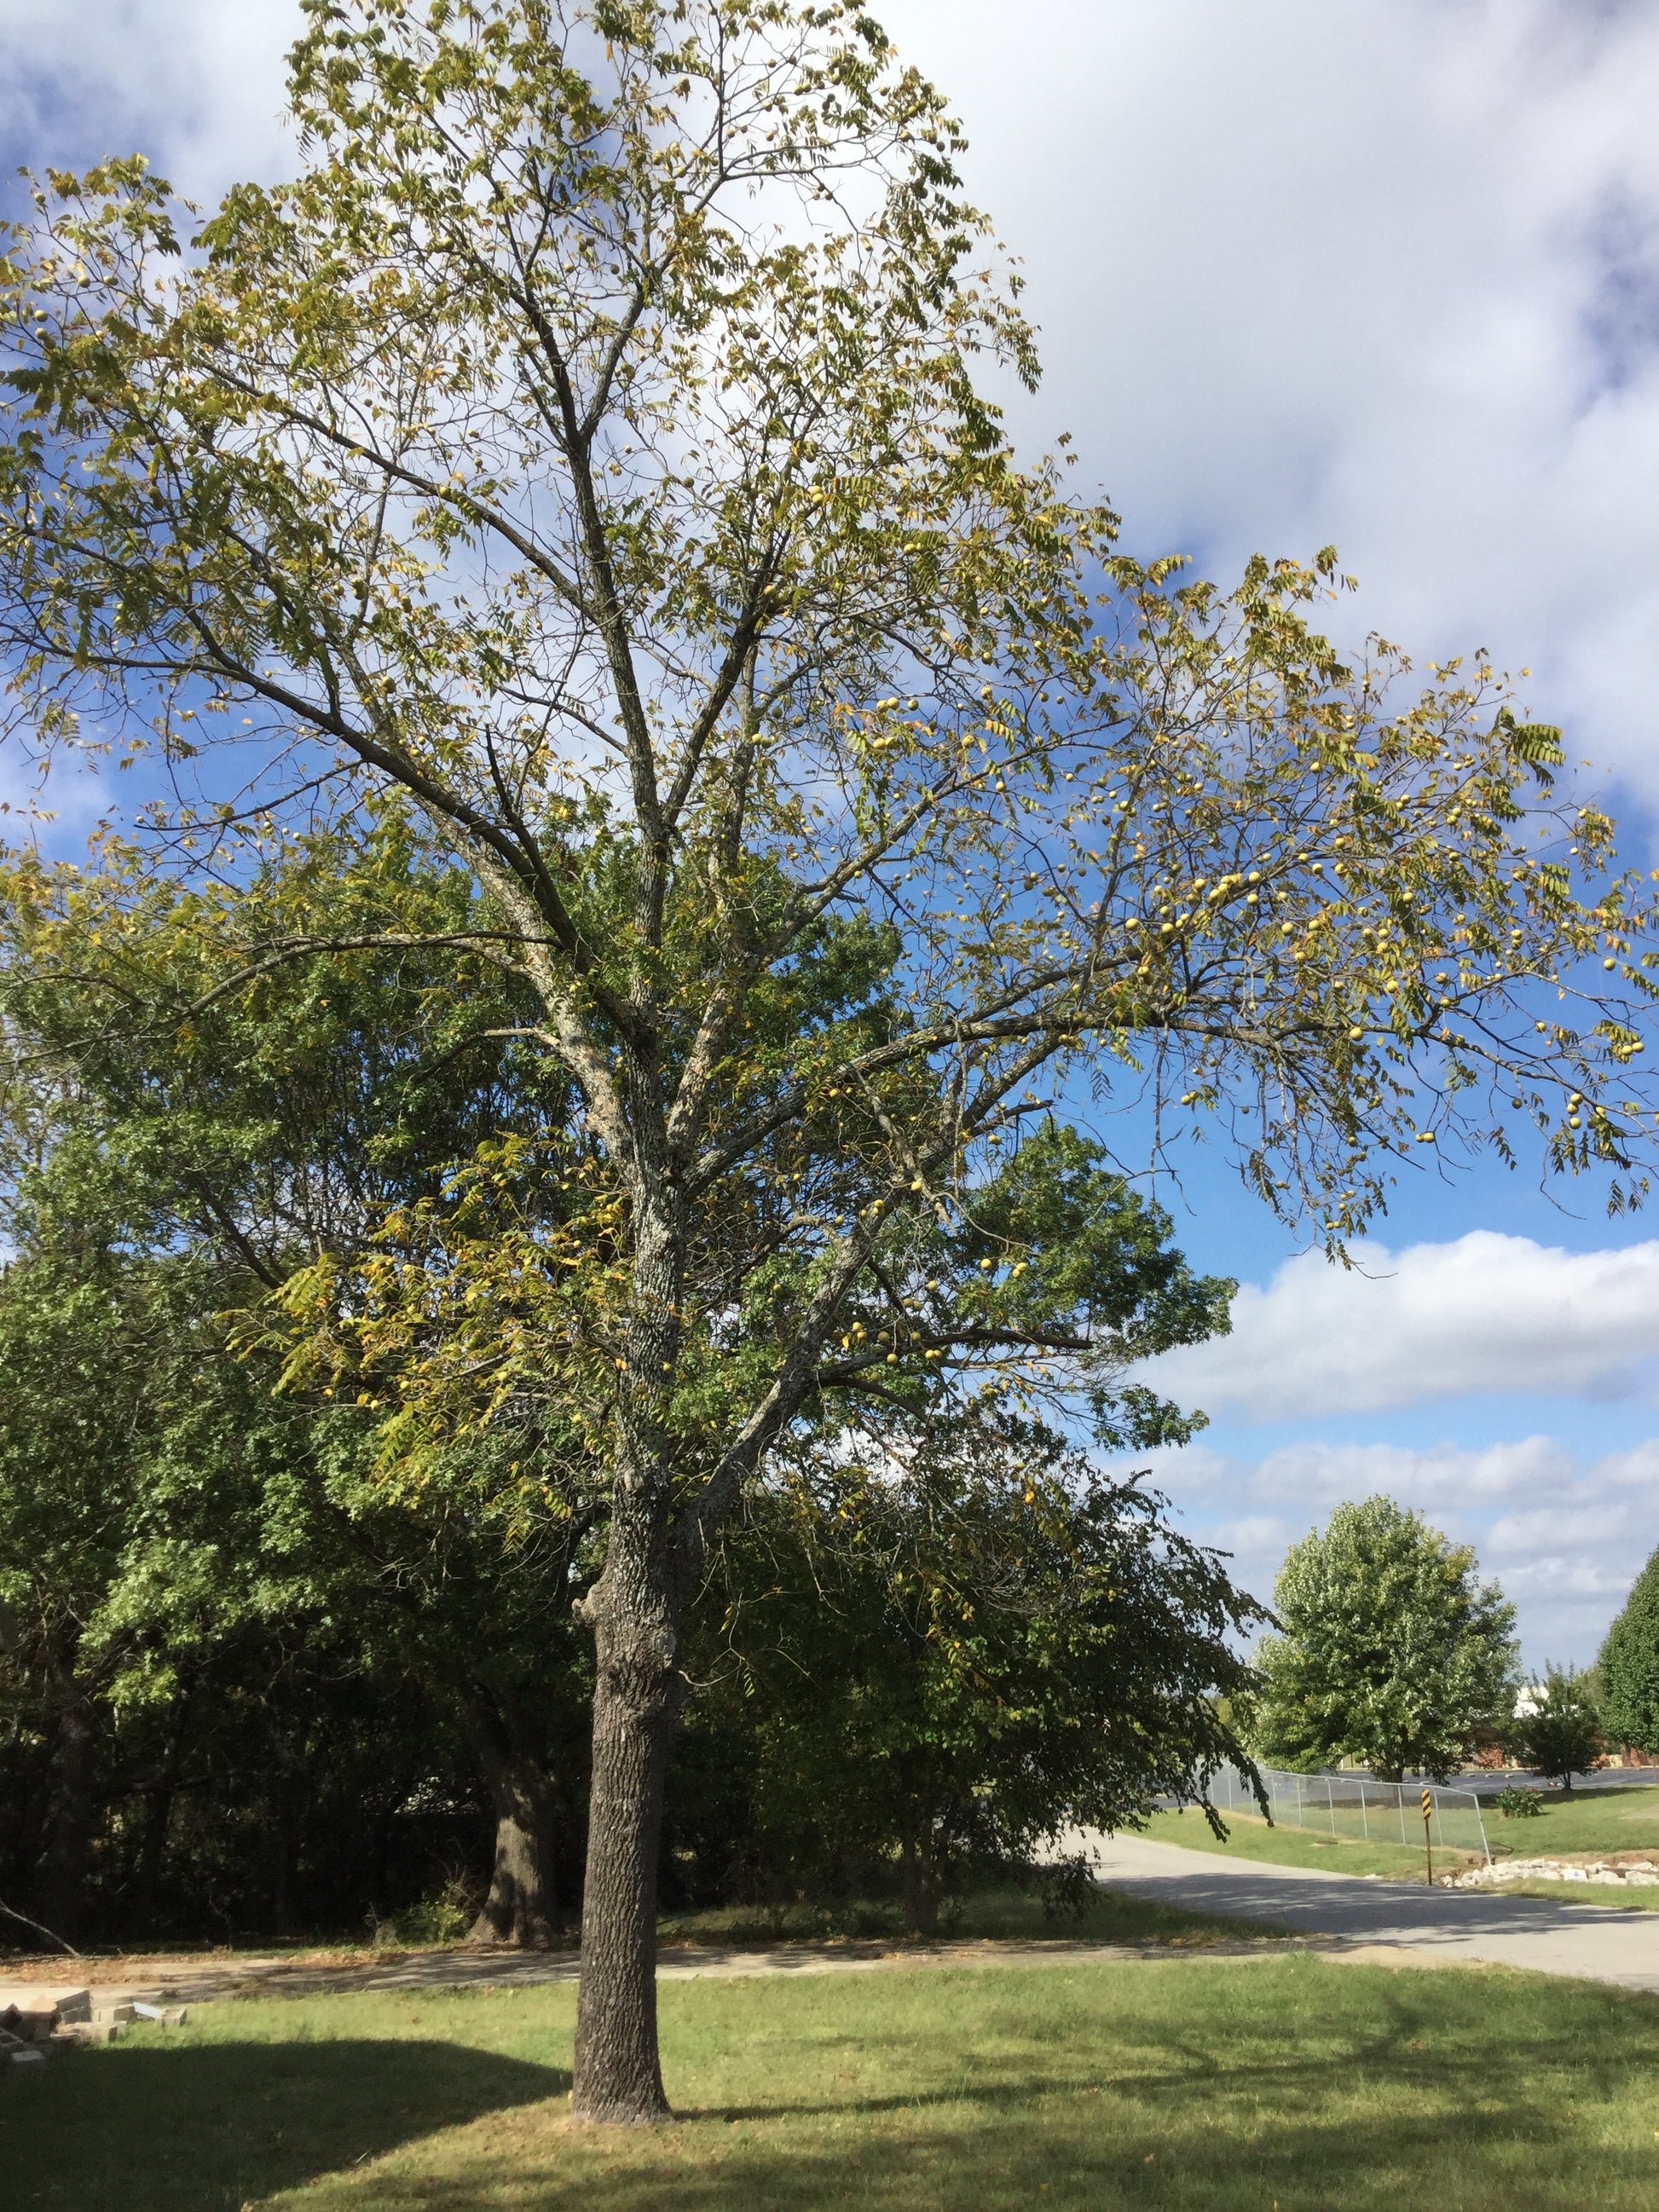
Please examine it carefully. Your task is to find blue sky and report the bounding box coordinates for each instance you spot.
[4,0,1659,1666]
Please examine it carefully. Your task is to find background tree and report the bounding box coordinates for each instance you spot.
[1251,1495,1518,1782]
[3,0,1656,2118]
[0,823,599,1946]
[683,1407,1263,1937]
[0,1170,388,1946]
[1506,1664,1602,1793]
[3,818,1246,1948]
[1600,1554,1659,1757]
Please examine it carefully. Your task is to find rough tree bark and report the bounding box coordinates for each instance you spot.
[569,1490,686,2121]
[466,1693,561,1948]
[564,1149,694,2122]
[564,1164,882,2119]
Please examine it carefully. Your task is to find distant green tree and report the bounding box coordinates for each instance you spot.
[1506,1664,1602,1793]
[1252,1496,1517,1782]
[1599,1551,1659,1756]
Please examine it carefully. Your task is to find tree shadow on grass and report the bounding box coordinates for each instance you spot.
[0,2036,566,2212]
[312,1981,1659,2212]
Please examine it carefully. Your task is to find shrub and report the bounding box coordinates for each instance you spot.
[1494,1786,1546,1820]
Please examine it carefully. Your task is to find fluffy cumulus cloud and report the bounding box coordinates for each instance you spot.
[1142,1232,1659,1420]
[880,0,1659,807]
[0,0,301,191]
[1131,1231,1659,1660]
[1132,1430,1659,1668]
[7,0,1658,803]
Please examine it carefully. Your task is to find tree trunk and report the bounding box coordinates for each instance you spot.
[569,1544,684,2123]
[466,1695,560,1948]
[269,1764,312,1938]
[37,1655,98,1942]
[899,1818,942,1938]
[129,1689,193,1935]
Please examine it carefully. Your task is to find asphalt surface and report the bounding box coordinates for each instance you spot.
[1074,1828,1659,1994]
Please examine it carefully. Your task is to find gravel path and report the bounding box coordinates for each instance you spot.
[1073,1829,1659,1993]
[5,1932,1304,2016]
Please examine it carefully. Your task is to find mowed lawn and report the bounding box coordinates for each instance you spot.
[1486,1784,1659,1855]
[1145,1805,1450,1881]
[9,1958,1659,2211]
[1147,1785,1659,1906]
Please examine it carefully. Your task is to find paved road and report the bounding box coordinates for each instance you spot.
[1075,1828,1659,1994]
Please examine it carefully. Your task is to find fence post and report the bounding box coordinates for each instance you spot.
[1326,1775,1336,1834]
[1359,1782,1370,1840]
[1398,1787,1408,1846]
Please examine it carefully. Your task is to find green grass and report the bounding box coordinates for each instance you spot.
[658,1880,1275,1948]
[1493,1880,1659,1909]
[1145,1805,1454,1880]
[9,1960,1659,2209]
[1141,1788,1659,1904]
[1485,1783,1659,1857]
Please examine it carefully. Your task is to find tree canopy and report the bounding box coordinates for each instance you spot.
[690,1409,1264,1938]
[1507,1664,1602,1793]
[1251,1495,1518,1782]
[1600,1552,1659,1756]
[0,814,1252,1958]
[3,0,1655,2118]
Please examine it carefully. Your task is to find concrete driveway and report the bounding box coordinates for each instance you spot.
[1076,1828,1659,1994]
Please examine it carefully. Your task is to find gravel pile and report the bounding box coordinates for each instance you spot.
[1446,1857,1659,1889]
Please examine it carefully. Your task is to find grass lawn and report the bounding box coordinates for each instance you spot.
[1144,1805,1453,1881]
[1146,1787,1659,1904]
[1485,1783,1659,1857]
[659,1880,1275,1949]
[1492,1880,1659,1909]
[8,1958,1659,2209]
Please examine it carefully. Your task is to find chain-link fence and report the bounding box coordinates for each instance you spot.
[1205,1764,1491,1863]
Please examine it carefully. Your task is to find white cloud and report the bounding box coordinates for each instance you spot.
[1142,1232,1659,1421]
[8,3,1657,803]
[1130,1428,1659,1664]
[0,0,302,193]
[1485,1502,1638,1554]
[880,0,1659,802]
[1251,1435,1575,1509]
[1596,1440,1659,1488]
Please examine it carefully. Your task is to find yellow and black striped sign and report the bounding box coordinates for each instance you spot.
[1420,1788,1433,1820]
